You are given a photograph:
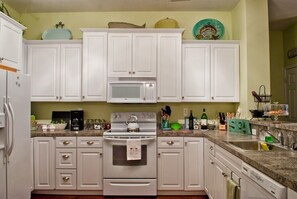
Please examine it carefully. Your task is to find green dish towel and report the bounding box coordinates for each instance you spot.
[227,178,240,199]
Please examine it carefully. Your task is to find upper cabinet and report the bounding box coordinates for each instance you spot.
[81,31,107,101]
[182,41,239,102]
[0,12,26,71]
[27,41,82,102]
[108,33,157,77]
[157,33,182,102]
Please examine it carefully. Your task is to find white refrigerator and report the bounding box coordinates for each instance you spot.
[0,69,31,199]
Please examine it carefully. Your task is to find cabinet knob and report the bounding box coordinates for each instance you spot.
[182,96,184,100]
[210,146,213,150]
[87,141,94,145]
[129,72,132,74]
[212,97,214,100]
[157,97,160,100]
[62,177,70,181]
[62,155,69,159]
[167,141,174,145]
[100,153,103,156]
[158,153,161,157]
[132,72,135,74]
[59,96,62,100]
[0,57,4,62]
[210,161,214,165]
[56,96,59,99]
[222,172,228,177]
[63,141,70,145]
[82,96,85,99]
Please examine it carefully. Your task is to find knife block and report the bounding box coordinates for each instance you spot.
[219,124,226,131]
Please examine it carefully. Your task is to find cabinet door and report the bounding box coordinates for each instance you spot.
[108,33,132,77]
[133,33,157,77]
[60,44,82,101]
[82,32,107,101]
[157,33,182,102]
[212,155,227,199]
[211,44,239,102]
[157,148,184,190]
[204,140,215,199]
[184,137,204,190]
[182,43,210,101]
[0,18,23,70]
[77,148,103,190]
[28,44,60,101]
[34,137,55,190]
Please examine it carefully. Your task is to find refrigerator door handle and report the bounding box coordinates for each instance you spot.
[3,102,10,157]
[7,101,15,157]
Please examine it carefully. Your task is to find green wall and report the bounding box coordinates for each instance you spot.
[283,24,297,67]
[31,102,238,123]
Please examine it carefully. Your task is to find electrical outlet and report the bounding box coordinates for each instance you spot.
[183,108,188,117]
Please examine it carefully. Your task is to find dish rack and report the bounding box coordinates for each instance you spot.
[250,85,272,119]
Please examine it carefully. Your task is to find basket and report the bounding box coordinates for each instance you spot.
[53,123,67,130]
[253,85,271,103]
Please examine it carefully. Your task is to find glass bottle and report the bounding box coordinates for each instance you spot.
[200,108,208,130]
[189,110,194,130]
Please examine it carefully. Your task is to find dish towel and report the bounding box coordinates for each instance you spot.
[127,139,141,160]
[227,178,240,199]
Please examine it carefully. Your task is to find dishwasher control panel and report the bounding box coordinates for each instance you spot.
[242,162,286,199]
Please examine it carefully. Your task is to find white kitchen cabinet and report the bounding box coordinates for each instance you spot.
[55,137,77,190]
[108,33,157,77]
[82,31,107,101]
[77,137,103,190]
[182,43,210,101]
[212,155,227,199]
[184,137,204,190]
[157,33,182,102]
[204,138,215,199]
[157,137,184,190]
[182,41,239,102]
[27,41,82,102]
[34,137,55,190]
[288,188,297,199]
[0,12,25,71]
[210,43,239,102]
[30,138,34,191]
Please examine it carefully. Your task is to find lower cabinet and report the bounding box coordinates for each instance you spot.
[34,137,55,190]
[77,137,103,190]
[33,136,103,191]
[204,138,241,199]
[157,137,204,191]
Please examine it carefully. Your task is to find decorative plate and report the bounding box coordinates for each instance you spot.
[42,28,72,40]
[193,18,224,40]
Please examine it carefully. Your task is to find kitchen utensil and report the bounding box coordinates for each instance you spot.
[126,114,140,132]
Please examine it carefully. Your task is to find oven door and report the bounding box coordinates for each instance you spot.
[103,136,156,178]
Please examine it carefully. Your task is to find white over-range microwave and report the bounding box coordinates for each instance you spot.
[107,81,157,103]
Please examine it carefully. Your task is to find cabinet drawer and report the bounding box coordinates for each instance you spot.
[56,148,77,168]
[56,169,77,190]
[205,138,215,155]
[77,137,103,147]
[56,137,76,147]
[158,137,184,148]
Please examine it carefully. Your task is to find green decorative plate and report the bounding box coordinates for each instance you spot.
[193,18,224,40]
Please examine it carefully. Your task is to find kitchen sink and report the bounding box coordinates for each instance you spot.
[227,141,288,151]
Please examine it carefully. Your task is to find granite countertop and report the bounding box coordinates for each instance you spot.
[31,127,297,191]
[204,130,297,192]
[250,120,297,132]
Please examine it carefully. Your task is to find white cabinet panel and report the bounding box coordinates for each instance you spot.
[210,43,239,102]
[0,13,24,70]
[28,41,82,102]
[82,32,107,101]
[34,137,55,190]
[184,137,204,190]
[158,148,184,190]
[56,169,77,190]
[182,43,210,101]
[157,33,182,102]
[77,148,103,190]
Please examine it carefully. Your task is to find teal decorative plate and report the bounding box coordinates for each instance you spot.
[42,29,72,40]
[193,18,224,40]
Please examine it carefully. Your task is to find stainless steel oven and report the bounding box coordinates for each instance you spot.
[103,112,157,196]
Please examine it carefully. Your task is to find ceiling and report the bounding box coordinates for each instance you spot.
[4,0,297,30]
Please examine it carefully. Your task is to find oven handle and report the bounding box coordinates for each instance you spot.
[103,137,156,142]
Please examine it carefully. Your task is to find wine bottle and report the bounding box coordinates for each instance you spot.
[189,110,194,130]
[200,108,208,130]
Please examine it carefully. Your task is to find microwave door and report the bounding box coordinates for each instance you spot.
[108,83,144,103]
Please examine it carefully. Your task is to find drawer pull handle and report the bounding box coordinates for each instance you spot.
[87,141,94,145]
[62,155,69,159]
[210,161,214,165]
[167,141,174,145]
[210,146,213,150]
[62,177,70,181]
[63,141,70,145]
[222,172,228,177]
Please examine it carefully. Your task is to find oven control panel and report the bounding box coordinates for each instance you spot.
[111,112,156,123]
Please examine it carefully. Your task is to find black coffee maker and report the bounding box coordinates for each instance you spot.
[70,110,84,131]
